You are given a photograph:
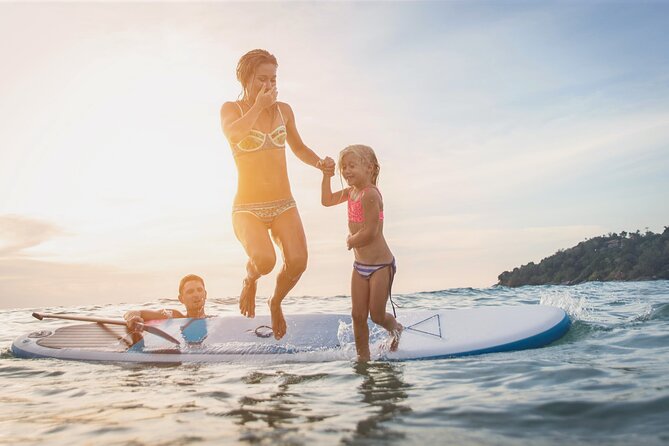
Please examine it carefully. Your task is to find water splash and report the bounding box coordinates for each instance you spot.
[336,319,395,361]
[337,320,355,346]
[540,291,592,322]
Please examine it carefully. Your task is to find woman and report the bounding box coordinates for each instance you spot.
[220,49,334,340]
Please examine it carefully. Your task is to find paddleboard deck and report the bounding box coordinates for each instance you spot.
[11,305,570,363]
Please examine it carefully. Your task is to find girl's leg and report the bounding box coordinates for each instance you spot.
[266,207,308,339]
[351,269,371,361]
[232,212,277,318]
[369,266,402,350]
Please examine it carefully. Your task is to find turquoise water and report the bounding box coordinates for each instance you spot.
[1,280,668,445]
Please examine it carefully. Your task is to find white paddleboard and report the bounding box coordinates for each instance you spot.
[11,305,570,363]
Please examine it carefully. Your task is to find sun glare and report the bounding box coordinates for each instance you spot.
[1,29,242,272]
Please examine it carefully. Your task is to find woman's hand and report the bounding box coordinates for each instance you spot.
[318,156,336,177]
[255,84,278,110]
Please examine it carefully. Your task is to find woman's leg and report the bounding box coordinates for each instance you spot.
[369,266,402,351]
[351,269,371,361]
[232,212,277,318]
[266,207,308,339]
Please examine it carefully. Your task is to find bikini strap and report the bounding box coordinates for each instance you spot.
[351,186,373,202]
[364,186,383,213]
[276,104,285,125]
[235,101,245,116]
[361,185,382,199]
[386,258,397,317]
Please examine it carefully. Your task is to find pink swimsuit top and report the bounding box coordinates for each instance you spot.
[348,186,384,223]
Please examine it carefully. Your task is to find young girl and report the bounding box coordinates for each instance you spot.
[321,144,402,361]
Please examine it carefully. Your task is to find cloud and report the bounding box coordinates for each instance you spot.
[0,215,165,308]
[0,215,65,258]
[0,257,147,309]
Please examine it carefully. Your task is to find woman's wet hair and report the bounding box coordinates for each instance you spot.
[236,49,278,99]
[339,144,380,185]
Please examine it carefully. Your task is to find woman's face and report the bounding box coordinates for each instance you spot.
[247,63,277,99]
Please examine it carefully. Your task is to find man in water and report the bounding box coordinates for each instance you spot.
[124,274,208,332]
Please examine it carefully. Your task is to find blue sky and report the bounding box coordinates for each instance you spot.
[0,1,667,308]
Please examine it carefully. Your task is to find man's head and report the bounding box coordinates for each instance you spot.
[178,274,207,315]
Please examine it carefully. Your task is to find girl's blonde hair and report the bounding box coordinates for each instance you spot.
[338,144,380,185]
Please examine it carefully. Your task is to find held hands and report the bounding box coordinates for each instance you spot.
[255,84,278,110]
[318,156,336,177]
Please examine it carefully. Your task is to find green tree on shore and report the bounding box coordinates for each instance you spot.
[498,227,669,287]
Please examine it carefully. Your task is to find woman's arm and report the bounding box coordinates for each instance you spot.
[346,190,382,249]
[220,101,263,144]
[220,85,276,143]
[283,103,326,168]
[321,173,349,207]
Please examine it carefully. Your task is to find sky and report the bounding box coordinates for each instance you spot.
[1,1,668,309]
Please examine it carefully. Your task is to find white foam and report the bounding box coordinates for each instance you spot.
[540,292,592,321]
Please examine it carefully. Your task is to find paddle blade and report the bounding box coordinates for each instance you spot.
[140,324,182,345]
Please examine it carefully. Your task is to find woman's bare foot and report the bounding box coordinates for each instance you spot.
[267,297,287,340]
[389,324,403,352]
[239,278,257,318]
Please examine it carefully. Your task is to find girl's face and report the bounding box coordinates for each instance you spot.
[340,153,372,188]
[247,63,277,99]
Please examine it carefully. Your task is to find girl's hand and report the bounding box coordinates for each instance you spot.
[318,156,336,177]
[346,234,353,250]
[255,84,278,110]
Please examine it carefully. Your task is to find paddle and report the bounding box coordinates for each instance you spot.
[32,312,181,345]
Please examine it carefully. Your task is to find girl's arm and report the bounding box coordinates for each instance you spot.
[283,103,327,168]
[321,173,349,207]
[346,190,382,249]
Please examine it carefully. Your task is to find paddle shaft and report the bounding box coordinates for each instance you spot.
[32,312,181,345]
[33,312,127,326]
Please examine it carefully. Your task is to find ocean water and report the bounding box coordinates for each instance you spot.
[1,280,668,446]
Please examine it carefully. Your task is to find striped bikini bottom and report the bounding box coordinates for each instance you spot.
[353,257,398,316]
[232,198,296,227]
[353,257,396,279]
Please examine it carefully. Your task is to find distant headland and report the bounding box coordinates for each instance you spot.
[498,227,669,287]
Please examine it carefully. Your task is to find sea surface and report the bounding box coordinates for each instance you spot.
[1,280,668,446]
